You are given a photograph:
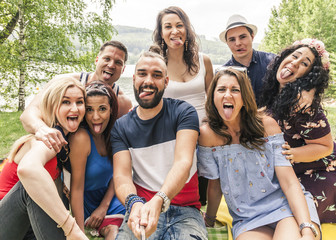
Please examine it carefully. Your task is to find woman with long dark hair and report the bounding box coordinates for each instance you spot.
[198,67,320,240]
[70,81,125,240]
[261,38,336,231]
[153,5,214,206]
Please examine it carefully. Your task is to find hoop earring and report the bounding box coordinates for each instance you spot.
[161,40,165,49]
[185,40,188,51]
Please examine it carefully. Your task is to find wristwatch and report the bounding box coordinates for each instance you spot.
[299,222,318,237]
[155,191,171,212]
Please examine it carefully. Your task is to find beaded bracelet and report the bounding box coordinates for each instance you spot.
[126,196,146,214]
[125,195,140,213]
[125,193,137,206]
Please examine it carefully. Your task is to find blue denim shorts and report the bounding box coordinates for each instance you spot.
[116,205,207,240]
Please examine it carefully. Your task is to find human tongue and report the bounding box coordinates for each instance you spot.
[67,117,78,131]
[223,107,233,119]
[139,91,152,98]
[93,124,102,133]
[280,68,292,79]
[172,38,183,45]
[102,71,112,79]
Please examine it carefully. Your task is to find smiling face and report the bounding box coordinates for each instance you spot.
[85,95,111,136]
[214,74,243,123]
[161,13,186,50]
[133,56,168,109]
[226,26,254,63]
[56,86,85,135]
[276,47,315,88]
[95,46,126,86]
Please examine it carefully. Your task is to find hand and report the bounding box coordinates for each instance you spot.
[85,206,107,229]
[295,89,315,113]
[127,202,143,240]
[282,142,295,164]
[35,125,67,152]
[128,197,162,239]
[202,211,216,227]
[66,223,89,240]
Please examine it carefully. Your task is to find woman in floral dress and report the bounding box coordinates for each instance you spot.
[261,38,336,225]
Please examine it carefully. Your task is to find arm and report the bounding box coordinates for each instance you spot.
[139,129,199,237]
[205,179,222,227]
[203,54,214,94]
[17,140,88,239]
[276,166,318,239]
[264,116,318,239]
[69,129,90,232]
[116,90,133,118]
[85,178,116,229]
[113,150,142,236]
[282,133,333,163]
[20,77,68,152]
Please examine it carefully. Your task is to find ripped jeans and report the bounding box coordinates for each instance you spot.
[116,205,207,240]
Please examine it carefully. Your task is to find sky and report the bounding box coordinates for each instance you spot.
[110,0,282,43]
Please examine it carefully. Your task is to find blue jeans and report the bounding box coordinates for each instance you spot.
[0,181,65,240]
[116,205,208,240]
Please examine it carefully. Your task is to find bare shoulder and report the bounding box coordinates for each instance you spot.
[202,54,213,65]
[69,127,90,145]
[199,123,220,147]
[262,115,282,137]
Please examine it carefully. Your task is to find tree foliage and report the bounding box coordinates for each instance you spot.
[260,0,336,96]
[0,0,116,111]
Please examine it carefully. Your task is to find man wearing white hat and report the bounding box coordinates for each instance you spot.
[219,14,275,104]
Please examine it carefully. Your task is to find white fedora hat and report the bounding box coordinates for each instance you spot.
[219,14,258,43]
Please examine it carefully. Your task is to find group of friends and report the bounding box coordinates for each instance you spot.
[0,5,335,240]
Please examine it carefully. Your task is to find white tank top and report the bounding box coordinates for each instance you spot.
[163,53,206,125]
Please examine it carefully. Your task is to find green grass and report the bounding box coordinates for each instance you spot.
[0,111,26,159]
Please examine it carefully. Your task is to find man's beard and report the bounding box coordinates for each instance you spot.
[133,85,165,109]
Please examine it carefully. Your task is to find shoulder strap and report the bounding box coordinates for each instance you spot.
[79,72,90,85]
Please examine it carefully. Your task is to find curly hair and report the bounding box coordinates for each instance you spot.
[205,68,265,150]
[152,6,199,75]
[84,81,118,161]
[260,44,329,121]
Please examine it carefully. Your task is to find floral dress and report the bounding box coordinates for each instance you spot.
[277,109,336,223]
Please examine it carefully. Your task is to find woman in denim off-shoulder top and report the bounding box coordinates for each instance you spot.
[197,67,320,240]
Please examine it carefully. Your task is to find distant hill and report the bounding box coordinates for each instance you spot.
[111,25,260,65]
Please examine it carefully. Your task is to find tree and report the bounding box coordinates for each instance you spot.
[0,0,116,111]
[260,0,336,96]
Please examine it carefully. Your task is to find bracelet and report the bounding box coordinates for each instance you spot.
[64,217,76,237]
[203,212,216,227]
[125,193,137,206]
[127,196,146,214]
[57,211,70,228]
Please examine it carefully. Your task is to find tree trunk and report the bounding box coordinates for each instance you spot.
[18,3,25,111]
[0,11,19,45]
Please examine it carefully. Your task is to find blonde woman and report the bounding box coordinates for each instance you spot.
[0,77,88,239]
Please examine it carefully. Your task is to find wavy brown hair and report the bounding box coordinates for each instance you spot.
[84,80,118,161]
[152,6,199,75]
[205,68,265,150]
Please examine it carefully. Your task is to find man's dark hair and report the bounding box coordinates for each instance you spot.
[99,40,128,63]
